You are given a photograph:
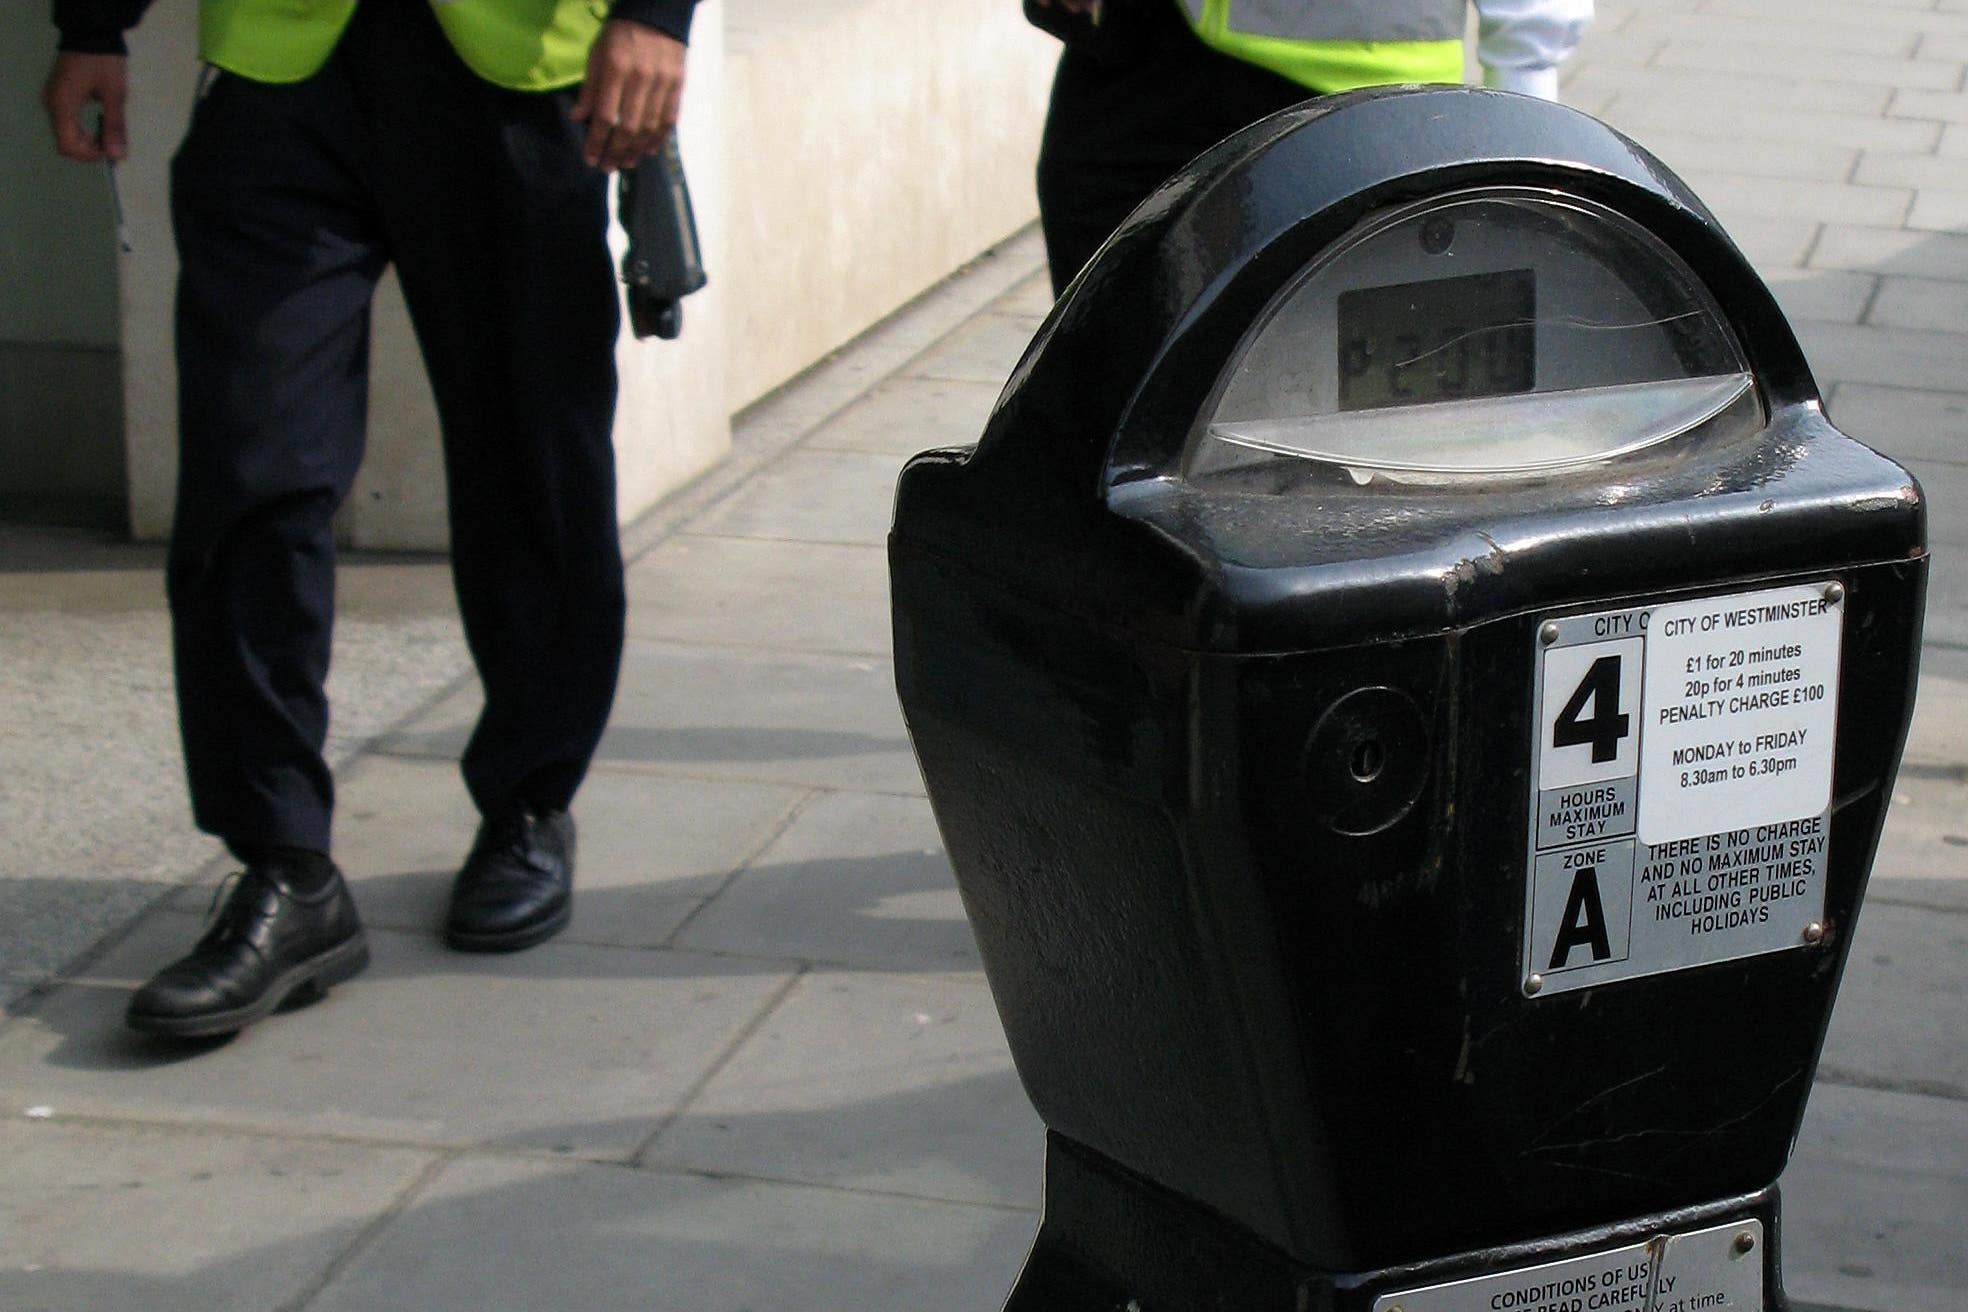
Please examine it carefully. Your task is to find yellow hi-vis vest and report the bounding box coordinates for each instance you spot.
[1175,0,1465,93]
[197,0,605,91]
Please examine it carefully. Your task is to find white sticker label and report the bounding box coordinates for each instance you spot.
[1637,587,1842,846]
[1523,585,1841,994]
[1372,1220,1764,1312]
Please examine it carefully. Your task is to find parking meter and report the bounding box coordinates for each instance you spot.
[889,88,1926,1312]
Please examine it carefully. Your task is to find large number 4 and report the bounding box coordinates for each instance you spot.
[1553,655,1630,763]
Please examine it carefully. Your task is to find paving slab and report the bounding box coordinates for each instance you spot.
[1568,66,1891,117]
[1674,172,1912,230]
[1869,770,1968,913]
[0,1117,435,1312]
[1711,0,1968,24]
[1607,98,1943,155]
[1655,40,1966,93]
[1908,188,1968,236]
[1855,151,1968,195]
[646,967,1042,1206]
[904,311,1045,385]
[1891,88,1968,125]
[0,919,796,1157]
[626,534,892,656]
[1795,321,1968,393]
[1680,211,1818,271]
[0,876,173,990]
[0,605,213,899]
[1830,384,1968,468]
[996,272,1057,319]
[681,446,902,548]
[1782,1083,1968,1312]
[1905,459,1968,546]
[1917,552,1968,653]
[306,1153,1036,1312]
[1815,901,1967,1101]
[1622,12,1920,59]
[674,790,978,972]
[1762,268,1878,326]
[378,639,924,796]
[1811,226,1968,281]
[1904,671,1968,768]
[1620,130,1859,186]
[802,375,1002,458]
[325,754,807,949]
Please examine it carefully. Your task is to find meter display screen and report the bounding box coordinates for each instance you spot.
[1187,189,1760,484]
[1337,269,1535,411]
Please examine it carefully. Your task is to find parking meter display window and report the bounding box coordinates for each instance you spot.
[1337,268,1536,410]
[1189,190,1760,483]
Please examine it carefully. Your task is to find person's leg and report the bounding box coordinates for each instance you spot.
[132,60,383,1035]
[1036,1,1314,295]
[342,1,624,950]
[168,64,388,858]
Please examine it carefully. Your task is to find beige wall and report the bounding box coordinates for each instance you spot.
[723,0,1057,409]
[111,0,1056,549]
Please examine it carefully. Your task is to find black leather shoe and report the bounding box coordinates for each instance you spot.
[126,860,368,1039]
[444,807,575,952]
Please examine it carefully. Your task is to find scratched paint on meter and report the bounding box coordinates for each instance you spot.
[1523,584,1842,994]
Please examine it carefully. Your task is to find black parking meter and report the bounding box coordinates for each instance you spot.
[890,88,1926,1312]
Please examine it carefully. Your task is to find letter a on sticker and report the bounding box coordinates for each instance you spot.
[1549,867,1613,970]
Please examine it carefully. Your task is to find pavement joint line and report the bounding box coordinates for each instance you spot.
[657,787,823,950]
[1864,894,1968,917]
[120,910,837,968]
[627,963,812,1168]
[658,530,898,553]
[274,1148,463,1312]
[1855,256,1888,323]
[628,1159,1043,1216]
[1,1107,1045,1219]
[616,634,893,660]
[614,634,895,660]
[1898,761,1968,782]
[78,911,976,985]
[3,1103,512,1162]
[373,752,931,802]
[575,760,924,800]
[1813,1066,1968,1104]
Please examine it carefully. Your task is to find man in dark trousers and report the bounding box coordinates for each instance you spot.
[42,0,697,1037]
[1029,0,1590,295]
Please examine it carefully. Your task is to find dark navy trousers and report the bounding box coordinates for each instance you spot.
[1035,0,1311,296]
[167,0,626,857]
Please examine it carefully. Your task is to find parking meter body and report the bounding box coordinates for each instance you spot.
[889,89,1926,1312]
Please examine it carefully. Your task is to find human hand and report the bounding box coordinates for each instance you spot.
[43,52,128,162]
[569,19,687,173]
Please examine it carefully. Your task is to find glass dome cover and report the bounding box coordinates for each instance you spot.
[1185,188,1759,484]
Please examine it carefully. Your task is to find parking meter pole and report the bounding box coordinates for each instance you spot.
[892,88,1925,1312]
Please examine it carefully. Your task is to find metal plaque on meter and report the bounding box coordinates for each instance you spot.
[1523,583,1843,995]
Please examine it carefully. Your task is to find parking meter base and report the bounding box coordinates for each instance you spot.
[1008,1134,1793,1312]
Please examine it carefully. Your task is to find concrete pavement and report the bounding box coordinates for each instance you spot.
[2,3,1964,1308]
